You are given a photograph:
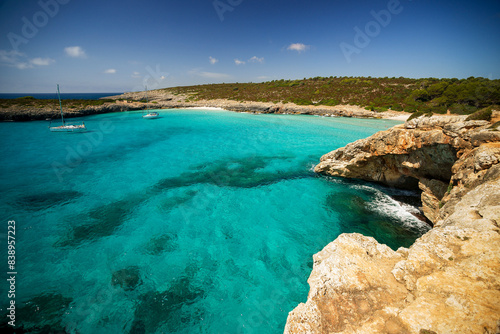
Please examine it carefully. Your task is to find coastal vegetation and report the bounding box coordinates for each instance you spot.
[0,96,115,109]
[465,105,493,121]
[1,77,499,119]
[166,76,500,115]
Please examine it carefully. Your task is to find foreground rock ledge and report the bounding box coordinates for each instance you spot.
[285,115,500,333]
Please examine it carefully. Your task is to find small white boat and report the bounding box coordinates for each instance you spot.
[143,112,159,119]
[50,123,87,132]
[142,85,159,119]
[49,84,87,132]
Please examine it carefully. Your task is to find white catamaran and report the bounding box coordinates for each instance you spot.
[142,85,159,119]
[49,84,87,132]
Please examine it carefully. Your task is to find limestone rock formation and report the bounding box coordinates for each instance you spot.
[286,115,500,333]
[314,115,498,223]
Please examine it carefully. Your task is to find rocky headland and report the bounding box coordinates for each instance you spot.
[285,113,500,333]
[0,103,137,121]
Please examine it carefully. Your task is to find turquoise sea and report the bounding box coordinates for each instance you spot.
[0,109,429,334]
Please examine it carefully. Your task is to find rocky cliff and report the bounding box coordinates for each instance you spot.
[285,115,500,333]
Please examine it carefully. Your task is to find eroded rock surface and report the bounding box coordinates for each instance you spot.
[286,115,500,333]
[314,114,499,223]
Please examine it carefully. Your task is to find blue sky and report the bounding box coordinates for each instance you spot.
[0,0,499,93]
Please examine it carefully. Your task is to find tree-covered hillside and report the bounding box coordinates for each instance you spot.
[166,76,500,114]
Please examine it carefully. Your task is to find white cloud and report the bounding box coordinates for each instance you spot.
[65,46,87,58]
[199,71,231,79]
[132,71,141,78]
[30,57,55,66]
[104,68,116,74]
[287,43,309,52]
[15,63,31,70]
[209,56,218,65]
[234,59,245,65]
[0,50,26,68]
[189,68,231,79]
[0,50,55,69]
[249,56,264,63]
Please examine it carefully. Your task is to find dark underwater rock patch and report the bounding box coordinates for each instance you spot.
[56,156,311,248]
[55,196,138,248]
[153,156,311,190]
[130,275,205,333]
[5,293,73,332]
[111,266,142,291]
[144,234,177,255]
[17,190,82,211]
[159,190,198,212]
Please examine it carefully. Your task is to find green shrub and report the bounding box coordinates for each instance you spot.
[449,103,477,115]
[427,105,448,114]
[410,89,430,102]
[404,105,417,113]
[488,121,500,130]
[392,103,404,111]
[465,106,492,121]
[317,99,340,106]
[407,110,433,121]
[285,97,313,105]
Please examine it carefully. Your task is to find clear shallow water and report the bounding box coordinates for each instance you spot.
[0,109,429,333]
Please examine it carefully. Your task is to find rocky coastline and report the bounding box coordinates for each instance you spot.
[106,90,410,119]
[0,90,409,121]
[285,114,500,333]
[0,103,138,122]
[4,91,498,332]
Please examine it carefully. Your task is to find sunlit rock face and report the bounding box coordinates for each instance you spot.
[314,115,499,224]
[286,114,500,334]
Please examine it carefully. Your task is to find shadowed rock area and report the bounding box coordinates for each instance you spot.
[286,114,500,333]
[326,189,427,250]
